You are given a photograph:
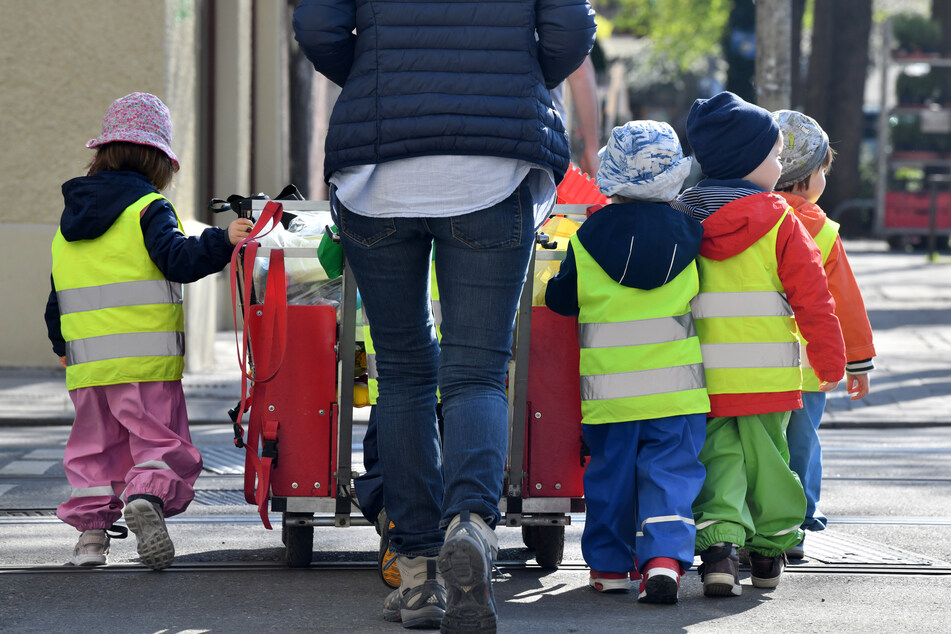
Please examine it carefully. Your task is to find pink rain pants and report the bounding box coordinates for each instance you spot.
[57,380,202,531]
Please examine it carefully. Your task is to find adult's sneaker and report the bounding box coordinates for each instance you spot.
[378,509,401,588]
[123,495,174,570]
[438,510,499,633]
[637,557,682,604]
[588,570,632,593]
[383,556,446,629]
[698,542,741,597]
[749,551,787,588]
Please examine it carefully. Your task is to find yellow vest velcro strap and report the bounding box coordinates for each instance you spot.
[701,341,800,369]
[691,291,792,319]
[70,485,115,498]
[581,363,706,401]
[579,313,696,349]
[57,279,182,315]
[66,331,185,365]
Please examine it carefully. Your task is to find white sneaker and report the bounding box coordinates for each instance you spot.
[123,497,174,570]
[70,529,110,566]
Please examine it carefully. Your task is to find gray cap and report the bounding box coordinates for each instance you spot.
[773,109,830,190]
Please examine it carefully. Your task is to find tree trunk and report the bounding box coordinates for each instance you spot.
[790,0,806,109]
[804,0,872,225]
[755,0,792,111]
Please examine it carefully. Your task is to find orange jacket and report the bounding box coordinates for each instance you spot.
[777,192,876,367]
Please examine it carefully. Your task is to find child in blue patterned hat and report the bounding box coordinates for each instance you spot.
[545,120,709,604]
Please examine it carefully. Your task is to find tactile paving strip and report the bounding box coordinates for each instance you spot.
[799,530,940,566]
[196,445,244,475]
[192,489,248,506]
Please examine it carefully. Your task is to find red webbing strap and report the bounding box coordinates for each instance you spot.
[228,201,286,529]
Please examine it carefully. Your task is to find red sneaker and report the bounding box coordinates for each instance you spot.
[589,570,632,593]
[637,557,682,604]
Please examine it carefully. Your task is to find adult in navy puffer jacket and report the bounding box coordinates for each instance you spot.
[294,0,595,183]
[294,2,595,632]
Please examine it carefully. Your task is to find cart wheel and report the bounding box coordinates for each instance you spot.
[521,525,535,550]
[284,512,314,568]
[531,525,565,570]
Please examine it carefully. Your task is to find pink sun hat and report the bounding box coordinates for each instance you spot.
[86,92,179,169]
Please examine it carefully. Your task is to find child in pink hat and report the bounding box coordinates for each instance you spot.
[45,93,253,569]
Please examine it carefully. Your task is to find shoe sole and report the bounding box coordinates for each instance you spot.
[379,519,402,589]
[124,499,174,570]
[402,607,445,630]
[438,535,497,633]
[69,554,106,567]
[702,572,742,597]
[751,573,782,588]
[638,574,679,604]
[589,578,631,593]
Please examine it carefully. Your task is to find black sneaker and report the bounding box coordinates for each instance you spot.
[750,551,787,588]
[438,511,498,633]
[383,557,446,629]
[698,542,741,597]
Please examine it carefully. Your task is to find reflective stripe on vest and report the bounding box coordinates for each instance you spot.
[581,363,707,401]
[700,341,800,369]
[51,192,185,390]
[57,279,182,315]
[693,208,802,395]
[578,313,696,349]
[572,234,709,424]
[691,291,792,319]
[66,331,185,366]
[800,218,840,391]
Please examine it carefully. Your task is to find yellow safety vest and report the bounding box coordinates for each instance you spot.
[800,218,840,391]
[691,210,802,396]
[572,235,709,424]
[51,192,186,390]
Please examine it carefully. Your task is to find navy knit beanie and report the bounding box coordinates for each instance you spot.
[686,91,780,180]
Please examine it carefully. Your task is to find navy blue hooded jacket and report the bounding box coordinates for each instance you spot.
[545,202,704,316]
[293,0,596,184]
[45,171,234,356]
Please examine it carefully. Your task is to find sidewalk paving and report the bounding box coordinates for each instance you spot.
[2,240,949,427]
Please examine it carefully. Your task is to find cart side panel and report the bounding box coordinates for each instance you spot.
[525,306,585,498]
[248,304,337,498]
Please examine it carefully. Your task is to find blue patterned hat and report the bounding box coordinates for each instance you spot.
[596,120,692,202]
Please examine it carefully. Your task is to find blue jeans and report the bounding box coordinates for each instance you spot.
[336,183,535,556]
[787,391,828,531]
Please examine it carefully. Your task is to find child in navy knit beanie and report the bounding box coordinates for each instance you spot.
[673,91,846,598]
[685,91,782,183]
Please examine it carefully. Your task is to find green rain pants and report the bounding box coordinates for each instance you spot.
[693,411,806,557]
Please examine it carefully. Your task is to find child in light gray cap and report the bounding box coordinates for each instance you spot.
[772,109,876,560]
[545,120,709,604]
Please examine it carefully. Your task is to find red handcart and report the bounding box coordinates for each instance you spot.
[221,196,365,567]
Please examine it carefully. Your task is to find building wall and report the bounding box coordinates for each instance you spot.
[0,0,222,368]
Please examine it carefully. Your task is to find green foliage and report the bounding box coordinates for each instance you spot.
[891,12,942,53]
[597,0,731,70]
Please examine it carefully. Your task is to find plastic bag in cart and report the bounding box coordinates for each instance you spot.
[251,211,342,308]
